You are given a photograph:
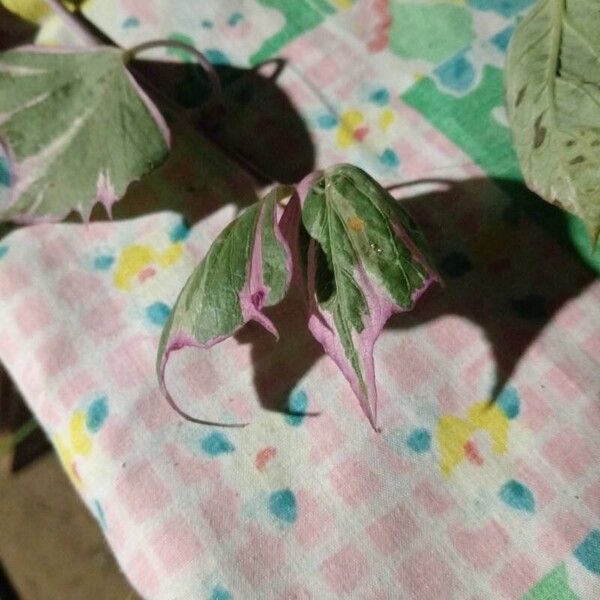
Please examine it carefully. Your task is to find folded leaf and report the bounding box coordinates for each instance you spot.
[301,165,438,429]
[0,46,170,223]
[157,186,294,424]
[506,0,600,246]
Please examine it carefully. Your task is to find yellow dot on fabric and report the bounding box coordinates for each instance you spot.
[157,243,183,267]
[332,0,354,8]
[70,411,92,456]
[114,244,157,290]
[379,109,395,132]
[336,110,364,148]
[3,0,50,23]
[54,434,73,470]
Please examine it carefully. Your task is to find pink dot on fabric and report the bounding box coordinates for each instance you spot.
[126,551,160,598]
[107,335,155,389]
[0,265,29,299]
[448,520,510,570]
[57,271,104,305]
[150,516,203,572]
[412,482,454,516]
[182,357,220,397]
[398,548,462,600]
[307,412,344,464]
[537,510,588,561]
[427,316,479,357]
[492,554,539,598]
[97,417,134,460]
[116,460,171,524]
[237,526,284,586]
[294,489,331,548]
[255,446,277,471]
[382,340,434,394]
[320,544,368,595]
[329,456,382,506]
[57,372,99,410]
[138,266,156,283]
[367,502,419,555]
[35,333,76,378]
[14,294,52,335]
[39,235,73,269]
[541,427,593,481]
[519,385,553,431]
[201,485,240,540]
[81,297,125,341]
[583,480,600,519]
[276,586,312,600]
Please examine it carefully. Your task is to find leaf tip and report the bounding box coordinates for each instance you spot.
[157,331,249,428]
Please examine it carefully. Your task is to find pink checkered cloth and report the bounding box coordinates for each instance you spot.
[0,1,599,599]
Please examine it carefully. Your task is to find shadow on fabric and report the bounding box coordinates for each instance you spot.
[82,58,316,227]
[235,176,596,420]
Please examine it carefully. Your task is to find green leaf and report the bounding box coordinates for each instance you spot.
[0,46,169,223]
[506,0,600,247]
[157,185,294,424]
[301,165,438,429]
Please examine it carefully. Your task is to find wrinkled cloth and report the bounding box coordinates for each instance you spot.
[0,1,599,599]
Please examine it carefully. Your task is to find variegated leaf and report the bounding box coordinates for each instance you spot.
[157,185,294,424]
[301,165,438,429]
[0,46,170,223]
[506,0,600,246]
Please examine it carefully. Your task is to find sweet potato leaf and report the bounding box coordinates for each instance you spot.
[506,0,600,246]
[300,165,439,429]
[0,46,170,223]
[157,185,295,424]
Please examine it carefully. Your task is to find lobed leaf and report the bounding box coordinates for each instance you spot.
[300,165,439,429]
[0,46,170,223]
[157,185,295,424]
[505,0,600,247]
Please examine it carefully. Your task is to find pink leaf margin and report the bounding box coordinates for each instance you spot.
[157,186,297,427]
[298,172,440,430]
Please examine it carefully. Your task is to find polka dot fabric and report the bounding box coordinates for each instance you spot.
[0,1,598,599]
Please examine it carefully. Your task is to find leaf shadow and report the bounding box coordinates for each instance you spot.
[82,58,316,227]
[235,176,596,418]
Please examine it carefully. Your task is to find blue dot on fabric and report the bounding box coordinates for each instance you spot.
[499,480,535,513]
[317,114,338,129]
[146,302,171,326]
[86,397,109,433]
[93,254,114,270]
[435,53,475,93]
[369,88,390,105]
[228,12,244,26]
[467,0,536,18]
[379,148,400,168]
[93,499,107,530]
[204,49,230,65]
[122,16,140,28]
[0,245,8,259]
[573,530,600,575]
[406,428,431,453]
[498,387,520,419]
[170,218,190,242]
[284,389,308,426]
[440,251,472,277]
[201,432,235,456]
[269,488,297,523]
[491,26,514,52]
[0,156,11,187]
[201,20,214,29]
[211,585,233,600]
